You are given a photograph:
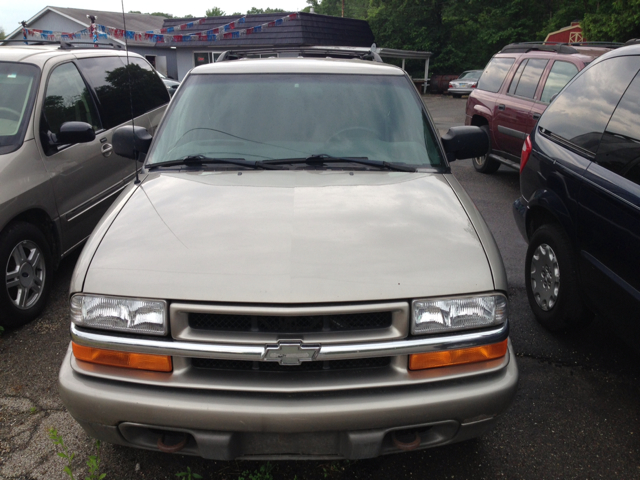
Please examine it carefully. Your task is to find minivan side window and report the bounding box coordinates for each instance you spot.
[513,59,548,99]
[538,56,640,156]
[540,61,578,104]
[42,62,101,140]
[596,71,640,185]
[127,57,170,116]
[477,57,516,93]
[77,57,169,130]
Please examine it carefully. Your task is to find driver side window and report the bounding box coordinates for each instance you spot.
[42,63,101,145]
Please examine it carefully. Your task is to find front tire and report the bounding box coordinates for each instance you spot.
[0,222,53,328]
[472,125,500,174]
[525,224,592,331]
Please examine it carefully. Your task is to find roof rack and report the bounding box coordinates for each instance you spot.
[216,46,383,63]
[0,39,122,50]
[500,41,623,54]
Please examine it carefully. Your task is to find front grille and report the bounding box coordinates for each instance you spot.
[188,312,392,333]
[191,357,391,372]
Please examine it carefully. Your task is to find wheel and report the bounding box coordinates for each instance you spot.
[525,224,592,331]
[472,125,500,174]
[0,222,53,328]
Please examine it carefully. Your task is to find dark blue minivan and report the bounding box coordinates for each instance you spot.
[514,43,640,344]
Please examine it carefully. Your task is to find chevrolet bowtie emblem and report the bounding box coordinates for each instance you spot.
[263,341,321,366]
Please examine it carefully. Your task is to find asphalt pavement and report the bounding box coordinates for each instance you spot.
[0,94,638,480]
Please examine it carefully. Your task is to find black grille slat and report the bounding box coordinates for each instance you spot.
[188,312,392,333]
[191,357,390,372]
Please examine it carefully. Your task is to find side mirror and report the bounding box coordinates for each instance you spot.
[441,126,489,161]
[57,122,95,145]
[113,126,152,160]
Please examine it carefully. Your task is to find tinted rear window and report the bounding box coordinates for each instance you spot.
[539,56,640,155]
[596,70,640,184]
[477,57,515,93]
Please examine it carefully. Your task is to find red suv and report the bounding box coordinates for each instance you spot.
[465,42,617,173]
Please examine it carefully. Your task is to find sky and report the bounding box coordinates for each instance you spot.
[1,0,309,36]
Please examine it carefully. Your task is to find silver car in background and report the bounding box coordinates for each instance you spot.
[448,69,483,97]
[60,55,518,460]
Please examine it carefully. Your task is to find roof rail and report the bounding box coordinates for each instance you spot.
[0,39,122,49]
[500,42,580,54]
[216,46,383,63]
[500,41,623,54]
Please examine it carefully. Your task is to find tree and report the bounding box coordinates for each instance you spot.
[0,28,5,41]
[583,0,640,41]
[206,7,226,17]
[247,7,287,14]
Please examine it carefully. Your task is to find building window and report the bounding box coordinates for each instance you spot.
[194,52,220,67]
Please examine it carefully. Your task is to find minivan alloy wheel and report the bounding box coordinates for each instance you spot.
[5,240,46,309]
[530,243,559,311]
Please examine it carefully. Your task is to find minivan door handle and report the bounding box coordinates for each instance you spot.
[101,143,113,158]
[498,104,505,111]
[532,113,541,120]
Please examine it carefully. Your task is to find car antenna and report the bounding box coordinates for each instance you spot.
[120,0,141,185]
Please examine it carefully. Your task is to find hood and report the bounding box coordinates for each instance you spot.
[83,171,495,303]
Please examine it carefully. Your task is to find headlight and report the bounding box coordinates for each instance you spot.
[70,294,168,336]
[412,294,507,335]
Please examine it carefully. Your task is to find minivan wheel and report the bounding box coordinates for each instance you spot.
[472,126,500,173]
[525,224,592,331]
[0,222,53,328]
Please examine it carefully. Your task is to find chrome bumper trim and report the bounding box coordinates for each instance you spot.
[70,321,509,361]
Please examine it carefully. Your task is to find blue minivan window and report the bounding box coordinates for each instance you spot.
[539,56,640,155]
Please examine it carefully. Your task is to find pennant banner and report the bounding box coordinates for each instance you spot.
[21,13,298,44]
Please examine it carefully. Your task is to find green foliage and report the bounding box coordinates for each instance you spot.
[49,428,105,480]
[0,325,4,335]
[176,466,202,479]
[307,0,369,19]
[206,7,226,17]
[238,462,274,480]
[128,11,176,18]
[49,427,76,480]
[309,0,640,75]
[583,0,640,41]
[247,7,287,14]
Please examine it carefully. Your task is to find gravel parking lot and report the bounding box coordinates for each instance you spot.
[1,94,638,480]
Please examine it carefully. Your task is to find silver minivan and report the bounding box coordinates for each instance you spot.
[0,44,169,327]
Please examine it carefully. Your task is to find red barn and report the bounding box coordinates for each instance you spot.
[545,22,584,44]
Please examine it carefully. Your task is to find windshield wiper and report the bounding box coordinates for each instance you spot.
[147,155,286,170]
[264,154,417,172]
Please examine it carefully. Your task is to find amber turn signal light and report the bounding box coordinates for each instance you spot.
[72,342,172,372]
[409,339,508,371]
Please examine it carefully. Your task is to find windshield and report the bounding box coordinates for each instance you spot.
[458,71,481,80]
[147,73,443,168]
[0,62,39,155]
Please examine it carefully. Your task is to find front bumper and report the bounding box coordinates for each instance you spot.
[59,342,518,459]
[448,87,474,95]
